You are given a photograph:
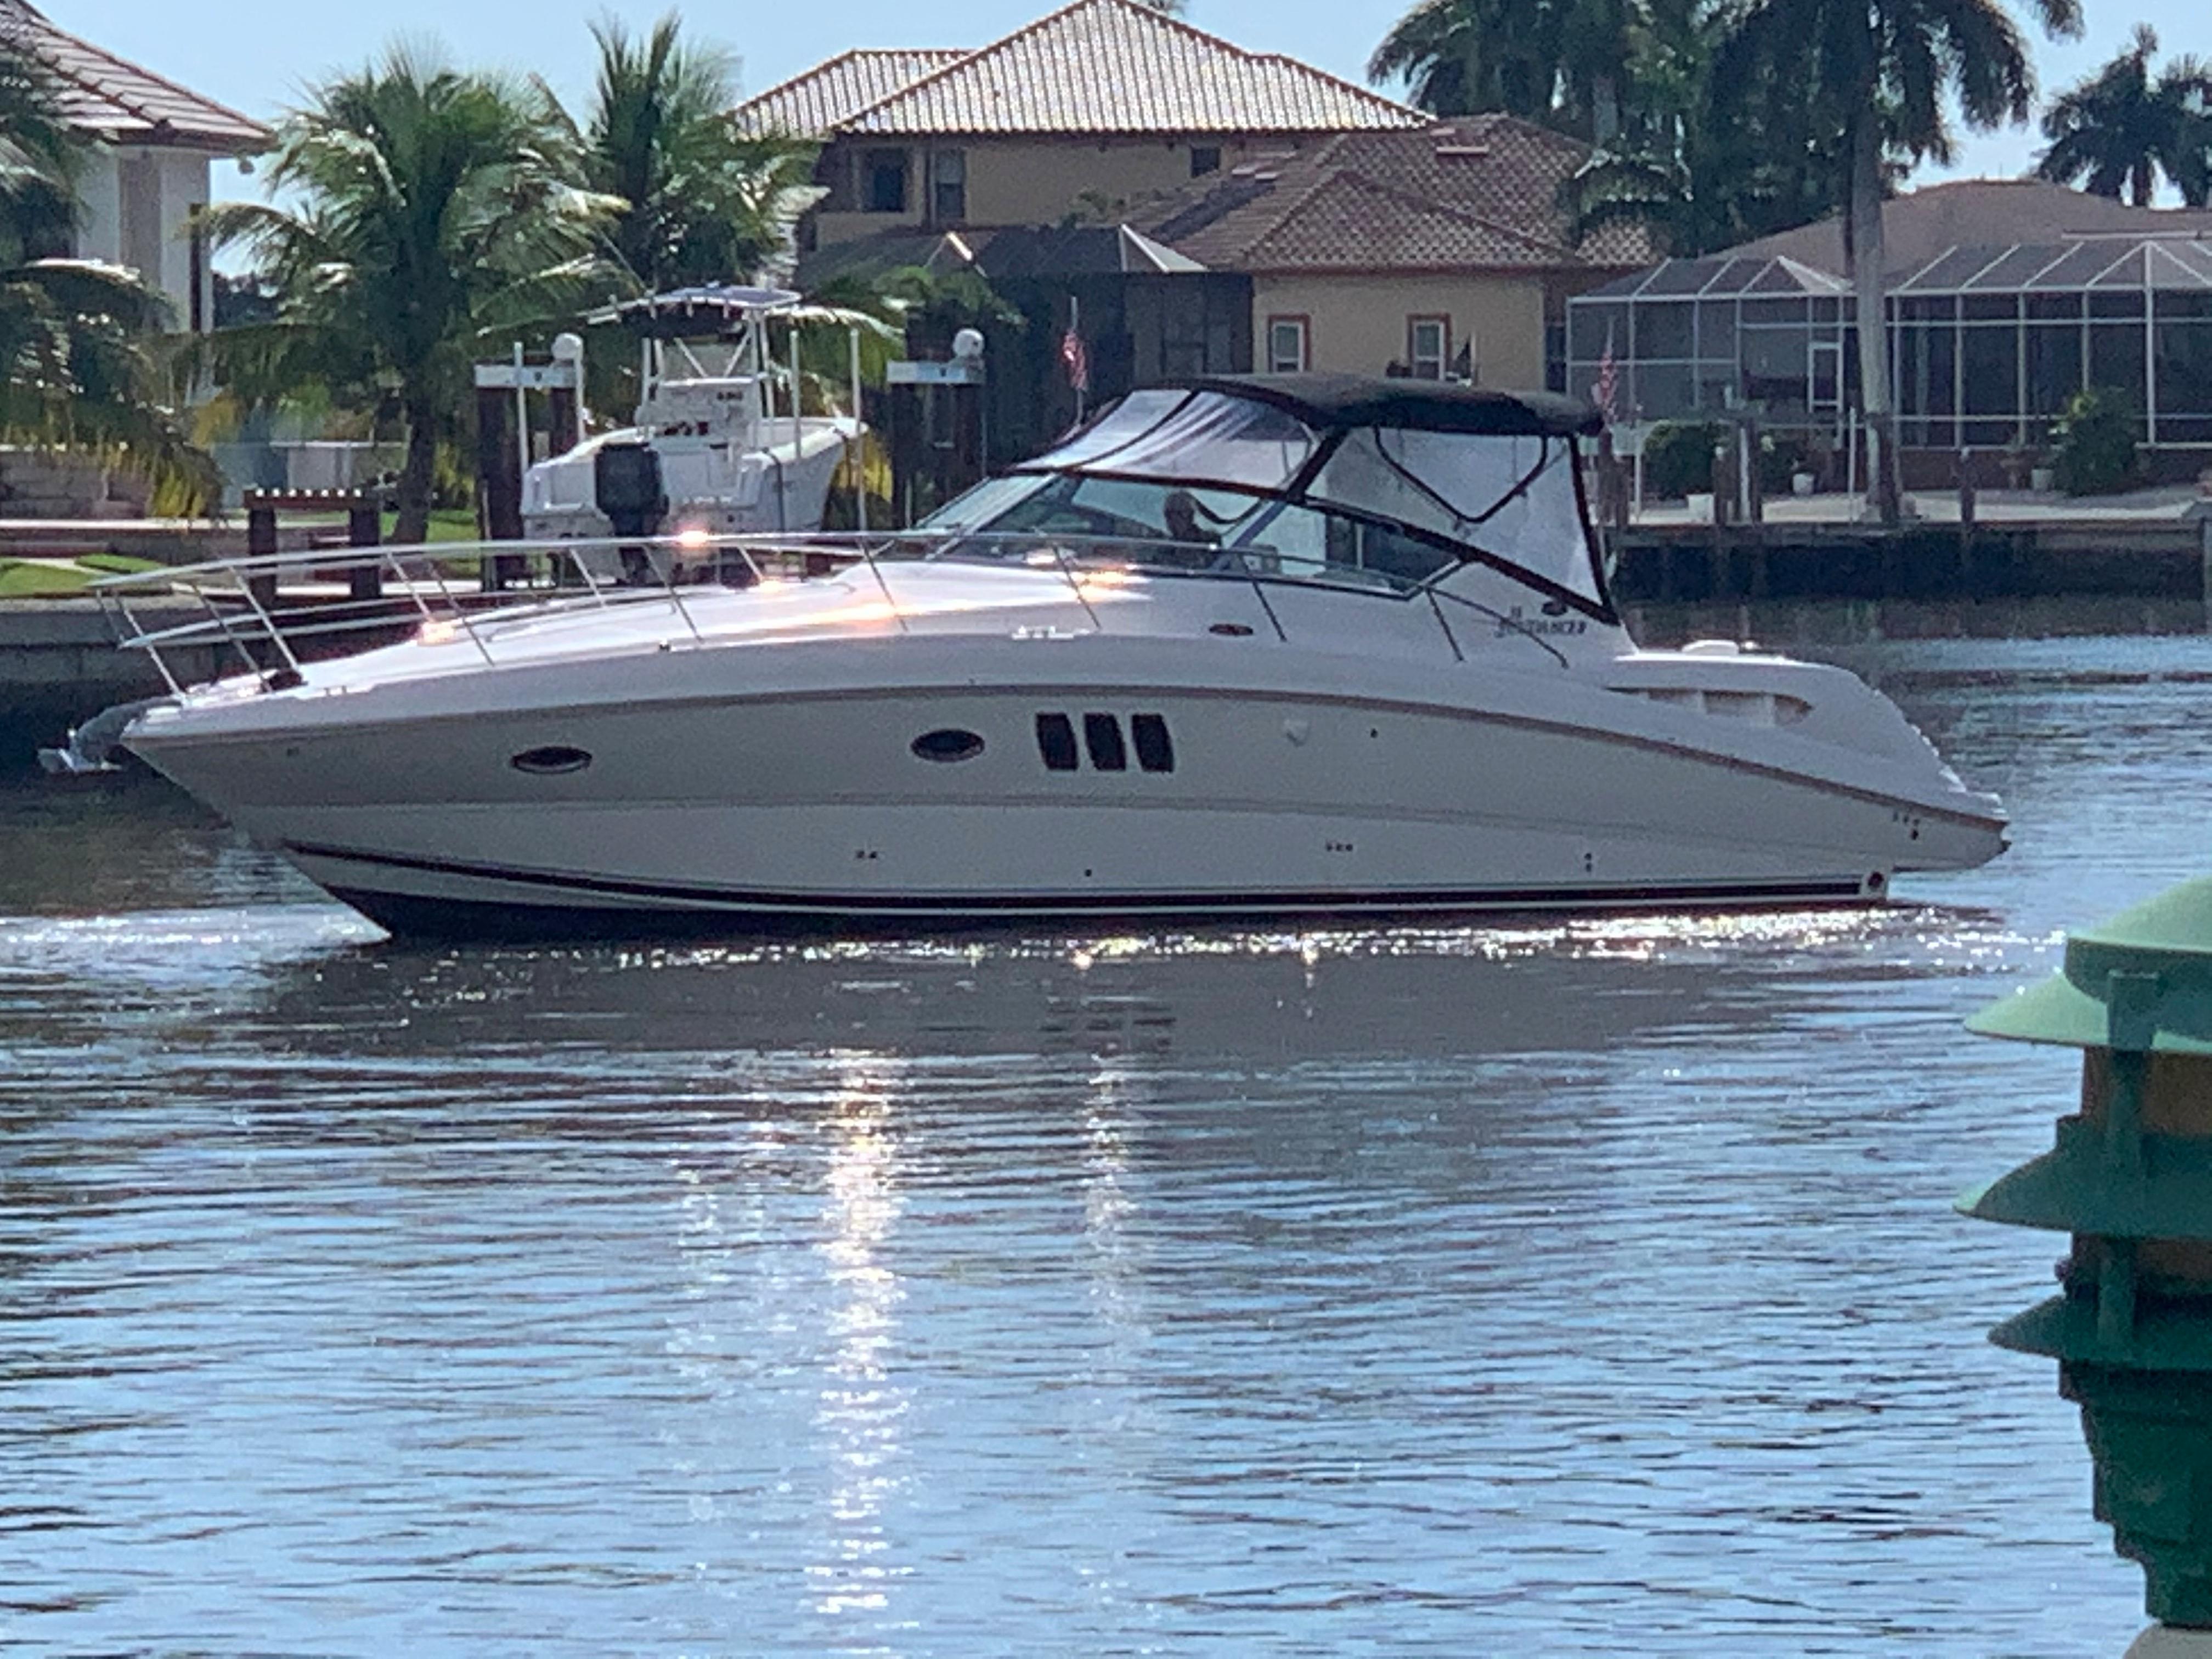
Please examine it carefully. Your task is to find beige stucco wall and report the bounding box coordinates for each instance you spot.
[814,205,925,246]
[960,136,1280,225]
[812,134,1304,244]
[1253,274,1549,389]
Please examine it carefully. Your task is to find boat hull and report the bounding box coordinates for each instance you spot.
[127,671,2004,939]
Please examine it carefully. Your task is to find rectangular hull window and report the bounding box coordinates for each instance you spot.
[1131,713,1174,772]
[1083,713,1127,771]
[1036,713,1079,770]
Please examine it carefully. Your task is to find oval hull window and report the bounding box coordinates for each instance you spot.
[912,728,986,763]
[511,744,592,775]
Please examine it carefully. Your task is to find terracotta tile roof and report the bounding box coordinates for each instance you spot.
[826,0,1425,137]
[735,48,968,138]
[0,1,268,150]
[1723,178,2212,276]
[1141,116,1657,274]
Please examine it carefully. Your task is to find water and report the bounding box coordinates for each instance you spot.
[4,607,2211,1655]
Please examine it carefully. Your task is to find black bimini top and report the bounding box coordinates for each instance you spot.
[1162,374,1603,439]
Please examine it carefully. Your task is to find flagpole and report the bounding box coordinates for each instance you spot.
[1071,295,1085,425]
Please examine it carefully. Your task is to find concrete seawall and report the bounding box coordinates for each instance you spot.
[1,601,223,773]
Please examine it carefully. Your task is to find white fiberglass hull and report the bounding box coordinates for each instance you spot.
[123,608,2005,939]
[522,421,853,546]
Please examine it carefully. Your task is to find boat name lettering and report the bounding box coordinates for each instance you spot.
[1496,606,1587,639]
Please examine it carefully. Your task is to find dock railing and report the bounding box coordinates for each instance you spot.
[92,529,1572,695]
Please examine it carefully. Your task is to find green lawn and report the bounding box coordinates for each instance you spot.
[0,512,487,601]
[0,552,171,596]
[381,509,484,545]
[0,560,94,597]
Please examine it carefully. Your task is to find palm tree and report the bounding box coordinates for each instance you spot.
[1718,0,2081,523]
[0,34,218,511]
[206,44,618,543]
[562,14,820,292]
[1561,0,1853,256]
[1368,0,1638,139]
[0,29,75,258]
[1370,0,1558,122]
[2035,26,2212,208]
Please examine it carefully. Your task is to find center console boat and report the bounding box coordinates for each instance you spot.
[91,373,2005,938]
[521,285,861,568]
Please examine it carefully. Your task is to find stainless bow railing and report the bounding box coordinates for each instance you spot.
[91,529,1573,695]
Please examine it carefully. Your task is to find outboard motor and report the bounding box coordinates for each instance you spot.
[595,442,667,583]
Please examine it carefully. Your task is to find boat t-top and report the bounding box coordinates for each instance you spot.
[87,372,2005,937]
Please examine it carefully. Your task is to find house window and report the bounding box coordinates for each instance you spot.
[1266,315,1308,374]
[864,149,909,213]
[1190,145,1221,178]
[1408,316,1450,381]
[929,149,966,223]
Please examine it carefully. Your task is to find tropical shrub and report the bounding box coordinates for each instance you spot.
[2051,386,2141,495]
[1641,419,1726,498]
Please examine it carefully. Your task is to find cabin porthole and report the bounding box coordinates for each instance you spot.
[912,728,986,763]
[511,744,592,775]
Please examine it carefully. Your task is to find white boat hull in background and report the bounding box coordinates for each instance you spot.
[522,417,854,556]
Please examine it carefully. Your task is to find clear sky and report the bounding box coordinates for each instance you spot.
[67,0,2211,204]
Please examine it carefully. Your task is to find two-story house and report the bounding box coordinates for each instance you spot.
[743,1,1647,470]
[2,0,269,332]
[736,0,1428,251]
[1138,115,1655,393]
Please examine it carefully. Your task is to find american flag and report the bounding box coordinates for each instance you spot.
[1593,332,1620,425]
[1059,326,1090,393]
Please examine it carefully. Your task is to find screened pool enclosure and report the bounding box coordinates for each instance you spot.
[1567,235,2212,464]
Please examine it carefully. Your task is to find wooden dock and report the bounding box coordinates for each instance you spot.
[1609,486,2212,602]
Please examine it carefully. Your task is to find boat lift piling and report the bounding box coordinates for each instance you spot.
[473,336,584,568]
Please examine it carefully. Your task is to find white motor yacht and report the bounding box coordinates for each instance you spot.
[97,373,2004,938]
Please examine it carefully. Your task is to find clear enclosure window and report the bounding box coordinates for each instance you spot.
[1307,428,1599,602]
[1021,391,1314,491]
[1031,390,1189,472]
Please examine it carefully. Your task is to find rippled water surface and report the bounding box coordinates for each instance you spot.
[6,611,2212,1655]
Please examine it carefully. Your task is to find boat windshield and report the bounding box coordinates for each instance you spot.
[919,473,1463,592]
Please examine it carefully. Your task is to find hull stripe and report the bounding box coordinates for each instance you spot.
[286,839,1872,917]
